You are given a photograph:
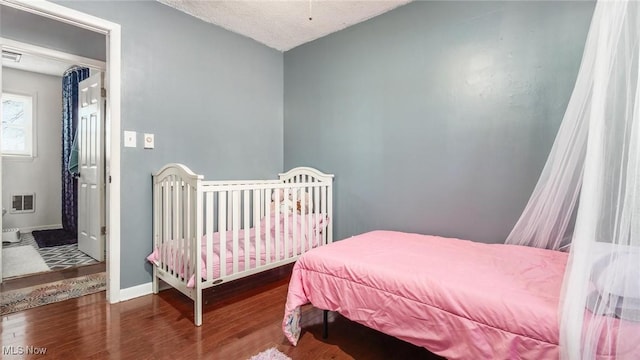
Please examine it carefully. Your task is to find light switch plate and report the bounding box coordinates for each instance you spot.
[144,133,154,149]
[124,130,136,148]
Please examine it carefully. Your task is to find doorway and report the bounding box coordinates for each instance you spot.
[2,40,104,280]
[0,0,121,303]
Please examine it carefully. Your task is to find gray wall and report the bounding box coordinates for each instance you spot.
[24,1,283,288]
[2,68,62,231]
[0,0,596,288]
[284,1,595,243]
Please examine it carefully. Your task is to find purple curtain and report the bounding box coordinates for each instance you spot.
[61,67,90,234]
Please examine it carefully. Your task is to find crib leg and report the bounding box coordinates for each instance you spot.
[152,267,159,294]
[194,290,203,326]
[322,310,329,339]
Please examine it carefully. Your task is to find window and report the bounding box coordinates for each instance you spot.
[2,92,34,157]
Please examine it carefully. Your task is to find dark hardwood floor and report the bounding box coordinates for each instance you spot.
[0,262,106,292]
[0,265,444,359]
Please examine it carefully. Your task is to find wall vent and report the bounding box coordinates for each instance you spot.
[11,194,35,213]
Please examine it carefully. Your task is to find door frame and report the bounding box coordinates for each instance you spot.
[0,0,122,303]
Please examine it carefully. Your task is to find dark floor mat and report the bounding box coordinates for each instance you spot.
[31,229,77,248]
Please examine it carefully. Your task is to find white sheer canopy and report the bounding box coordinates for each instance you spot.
[505,1,640,359]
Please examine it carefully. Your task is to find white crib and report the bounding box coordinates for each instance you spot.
[150,163,333,326]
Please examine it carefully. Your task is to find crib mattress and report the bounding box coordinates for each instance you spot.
[283,230,570,359]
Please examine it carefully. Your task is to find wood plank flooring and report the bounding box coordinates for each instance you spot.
[1,263,106,292]
[1,266,444,359]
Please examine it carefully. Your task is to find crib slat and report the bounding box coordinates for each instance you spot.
[163,178,170,274]
[301,185,307,254]
[177,179,182,279]
[176,178,185,280]
[227,190,233,230]
[278,188,284,262]
[265,189,271,265]
[253,190,262,268]
[297,186,303,256]
[184,183,189,281]
[171,176,178,278]
[313,184,319,246]
[322,185,329,245]
[180,183,186,277]
[270,189,277,264]
[168,176,174,276]
[186,185,198,276]
[282,188,298,259]
[181,183,188,277]
[160,179,165,272]
[162,178,167,273]
[219,191,227,277]
[172,177,178,277]
[169,177,176,274]
[316,186,322,247]
[243,190,250,271]
[206,191,214,282]
[232,190,240,274]
[178,179,185,281]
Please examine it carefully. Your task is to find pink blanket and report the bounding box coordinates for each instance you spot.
[148,213,328,287]
[283,231,636,359]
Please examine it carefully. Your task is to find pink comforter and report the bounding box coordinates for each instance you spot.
[283,230,569,359]
[148,213,328,287]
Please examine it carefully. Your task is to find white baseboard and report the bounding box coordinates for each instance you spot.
[119,282,152,301]
[19,224,62,233]
[119,280,171,301]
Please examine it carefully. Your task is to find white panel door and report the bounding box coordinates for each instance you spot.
[77,72,104,261]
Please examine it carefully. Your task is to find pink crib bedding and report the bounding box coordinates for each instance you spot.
[148,213,329,288]
[283,230,639,359]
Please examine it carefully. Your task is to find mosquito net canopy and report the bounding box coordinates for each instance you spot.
[505,1,640,358]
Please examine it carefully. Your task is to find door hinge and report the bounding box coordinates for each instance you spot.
[101,87,107,97]
[101,226,107,235]
[109,175,112,183]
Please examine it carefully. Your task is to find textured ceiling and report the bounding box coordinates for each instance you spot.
[159,0,413,51]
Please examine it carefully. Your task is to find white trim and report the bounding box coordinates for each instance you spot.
[106,22,122,304]
[120,281,173,302]
[0,0,122,303]
[19,223,62,233]
[119,282,153,302]
[0,0,115,34]
[0,37,106,72]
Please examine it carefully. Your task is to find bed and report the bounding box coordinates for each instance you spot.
[282,230,640,359]
[148,163,333,326]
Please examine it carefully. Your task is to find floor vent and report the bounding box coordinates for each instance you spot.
[11,194,35,213]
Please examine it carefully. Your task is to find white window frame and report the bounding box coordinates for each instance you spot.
[1,91,36,158]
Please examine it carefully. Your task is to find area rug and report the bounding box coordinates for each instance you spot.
[0,272,106,316]
[2,246,50,278]
[248,347,292,360]
[31,228,77,248]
